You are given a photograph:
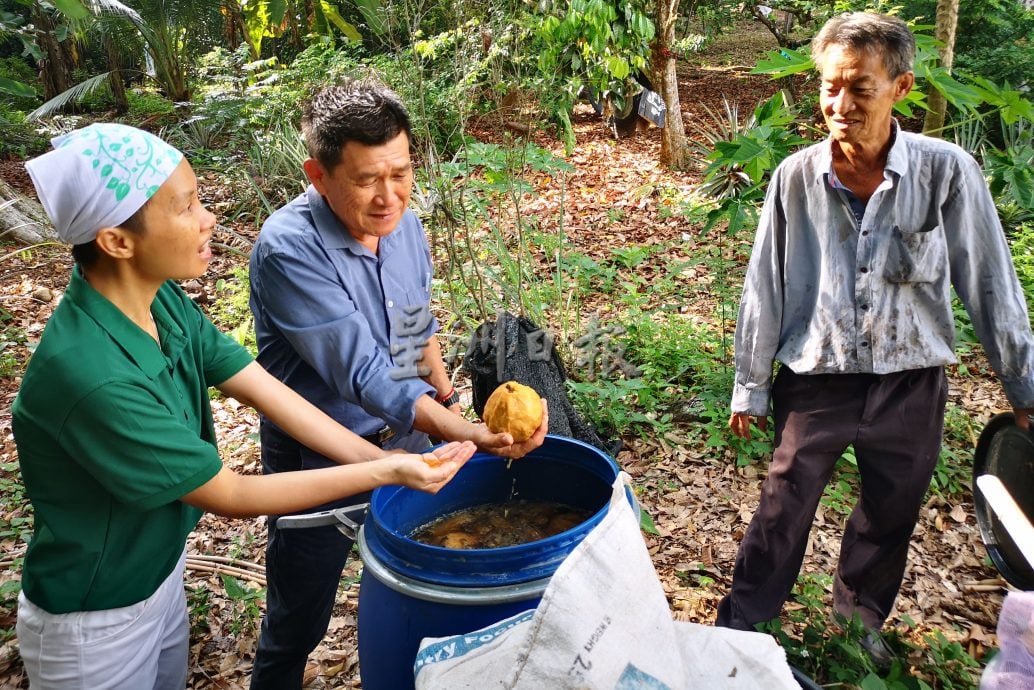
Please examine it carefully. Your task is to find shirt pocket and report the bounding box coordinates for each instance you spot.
[388,290,434,339]
[883,225,943,284]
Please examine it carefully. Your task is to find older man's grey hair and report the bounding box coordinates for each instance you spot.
[302,79,412,171]
[811,12,916,78]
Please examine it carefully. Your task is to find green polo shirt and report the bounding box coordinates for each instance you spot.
[12,267,253,613]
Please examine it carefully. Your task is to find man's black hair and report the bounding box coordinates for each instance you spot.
[301,79,412,172]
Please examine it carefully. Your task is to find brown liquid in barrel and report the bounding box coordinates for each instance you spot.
[411,500,594,549]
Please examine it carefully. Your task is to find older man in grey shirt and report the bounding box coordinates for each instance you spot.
[716,12,1034,666]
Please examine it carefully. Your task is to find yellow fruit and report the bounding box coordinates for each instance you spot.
[421,453,444,468]
[483,381,543,443]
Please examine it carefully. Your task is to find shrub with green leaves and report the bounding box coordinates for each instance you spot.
[0,55,38,110]
[1009,222,1034,305]
[0,105,47,157]
[126,88,176,119]
[371,45,470,158]
[691,90,809,236]
[209,267,256,355]
[762,573,984,688]
[899,0,1034,91]
[534,0,655,151]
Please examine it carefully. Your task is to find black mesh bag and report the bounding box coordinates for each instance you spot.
[462,311,618,455]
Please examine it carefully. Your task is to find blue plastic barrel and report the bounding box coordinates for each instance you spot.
[356,435,624,690]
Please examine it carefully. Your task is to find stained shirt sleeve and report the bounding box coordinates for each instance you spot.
[732,167,787,416]
[57,381,223,512]
[946,155,1034,409]
[252,245,433,433]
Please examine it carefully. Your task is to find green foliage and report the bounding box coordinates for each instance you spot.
[951,295,978,362]
[0,459,32,544]
[0,105,47,158]
[126,88,176,118]
[0,55,38,108]
[638,505,660,535]
[752,31,1034,127]
[399,18,507,156]
[533,0,655,151]
[691,91,808,235]
[899,0,1034,91]
[984,131,1034,213]
[0,322,26,379]
[242,117,309,224]
[0,578,21,643]
[706,91,808,186]
[922,629,983,688]
[953,112,1034,229]
[820,447,860,516]
[931,404,975,498]
[673,561,714,587]
[423,137,574,331]
[568,377,670,440]
[1009,222,1034,307]
[219,574,265,636]
[561,252,620,295]
[210,268,256,355]
[762,574,982,687]
[763,574,895,685]
[186,584,212,637]
[194,41,363,135]
[0,456,31,643]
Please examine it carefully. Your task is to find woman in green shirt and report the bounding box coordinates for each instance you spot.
[13,123,476,689]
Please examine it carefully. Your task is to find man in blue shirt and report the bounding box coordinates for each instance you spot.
[248,80,547,689]
[716,13,1034,667]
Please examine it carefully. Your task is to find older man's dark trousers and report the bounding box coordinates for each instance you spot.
[716,366,947,631]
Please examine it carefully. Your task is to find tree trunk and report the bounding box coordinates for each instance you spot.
[288,0,303,50]
[923,0,960,137]
[0,179,57,245]
[302,0,314,35]
[222,0,240,53]
[103,35,128,115]
[33,4,73,101]
[654,0,691,170]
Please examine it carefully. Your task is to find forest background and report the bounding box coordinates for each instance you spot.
[0,0,1033,687]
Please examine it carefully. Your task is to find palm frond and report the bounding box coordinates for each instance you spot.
[89,0,143,25]
[27,72,114,121]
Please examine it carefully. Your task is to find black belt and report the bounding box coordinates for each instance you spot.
[362,425,396,447]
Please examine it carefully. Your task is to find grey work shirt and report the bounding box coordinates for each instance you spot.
[249,186,436,448]
[732,124,1034,416]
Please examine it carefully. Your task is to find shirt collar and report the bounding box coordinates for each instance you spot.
[306,185,402,259]
[816,119,908,184]
[64,265,167,379]
[884,120,908,177]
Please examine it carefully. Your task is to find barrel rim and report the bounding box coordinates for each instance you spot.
[363,434,623,586]
[358,526,552,604]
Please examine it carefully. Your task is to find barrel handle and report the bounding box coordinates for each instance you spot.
[275,503,370,541]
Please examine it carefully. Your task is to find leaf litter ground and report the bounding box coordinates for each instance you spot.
[0,22,1016,689]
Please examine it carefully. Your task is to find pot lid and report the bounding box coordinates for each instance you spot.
[973,412,1034,590]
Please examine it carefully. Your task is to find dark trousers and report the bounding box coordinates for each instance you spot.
[248,428,366,690]
[249,422,429,690]
[716,366,947,631]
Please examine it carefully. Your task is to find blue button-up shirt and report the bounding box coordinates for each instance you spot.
[250,186,436,448]
[732,124,1034,415]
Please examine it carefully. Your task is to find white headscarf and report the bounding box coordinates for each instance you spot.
[25,123,183,245]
